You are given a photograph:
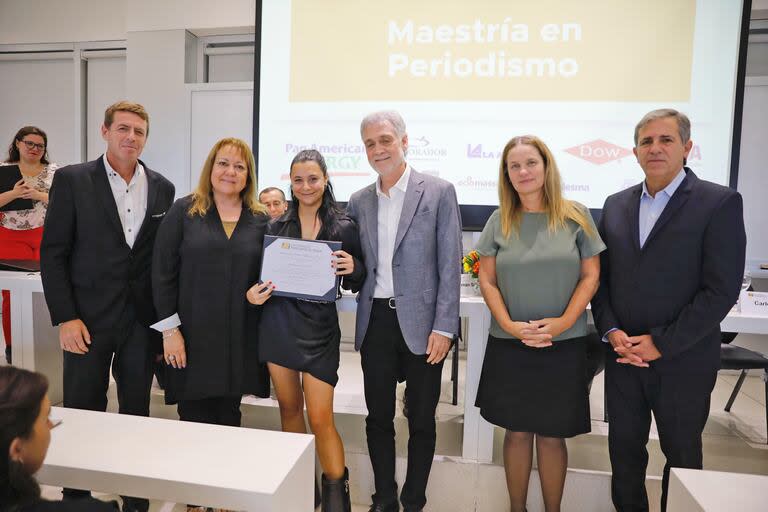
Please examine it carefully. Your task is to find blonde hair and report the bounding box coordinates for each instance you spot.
[188,137,267,217]
[497,135,595,238]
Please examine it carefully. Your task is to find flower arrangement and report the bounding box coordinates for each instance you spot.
[462,250,480,278]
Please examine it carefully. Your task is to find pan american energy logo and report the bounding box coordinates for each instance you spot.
[564,139,632,165]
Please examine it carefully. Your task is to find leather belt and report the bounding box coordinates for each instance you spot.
[373,297,396,309]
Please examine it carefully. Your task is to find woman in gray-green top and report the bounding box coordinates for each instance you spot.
[475,135,605,512]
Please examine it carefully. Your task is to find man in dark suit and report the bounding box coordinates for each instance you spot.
[40,101,175,512]
[347,111,462,512]
[591,109,746,512]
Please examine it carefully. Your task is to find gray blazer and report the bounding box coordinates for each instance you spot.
[346,168,463,354]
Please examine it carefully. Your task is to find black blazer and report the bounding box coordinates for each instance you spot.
[152,196,271,402]
[40,156,175,332]
[591,169,746,373]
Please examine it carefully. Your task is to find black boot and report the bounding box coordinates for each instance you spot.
[321,467,351,512]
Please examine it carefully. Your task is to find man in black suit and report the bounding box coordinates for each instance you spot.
[40,101,175,512]
[591,109,746,511]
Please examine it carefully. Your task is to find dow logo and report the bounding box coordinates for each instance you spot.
[564,139,632,165]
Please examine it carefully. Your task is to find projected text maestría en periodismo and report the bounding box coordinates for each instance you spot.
[387,19,582,79]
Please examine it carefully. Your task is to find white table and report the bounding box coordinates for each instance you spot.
[0,270,61,402]
[38,407,315,511]
[668,467,768,511]
[5,271,768,463]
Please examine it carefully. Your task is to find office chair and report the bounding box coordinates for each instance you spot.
[720,329,768,444]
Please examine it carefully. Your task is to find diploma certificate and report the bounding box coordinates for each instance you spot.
[260,235,341,302]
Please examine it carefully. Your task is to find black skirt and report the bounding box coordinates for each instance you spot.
[258,296,341,387]
[475,334,591,438]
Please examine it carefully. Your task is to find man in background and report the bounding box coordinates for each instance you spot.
[259,186,288,219]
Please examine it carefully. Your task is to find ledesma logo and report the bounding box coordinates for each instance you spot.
[281,242,290,249]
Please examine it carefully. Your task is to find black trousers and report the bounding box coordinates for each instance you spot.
[178,396,243,427]
[62,320,156,512]
[361,300,444,510]
[605,350,717,512]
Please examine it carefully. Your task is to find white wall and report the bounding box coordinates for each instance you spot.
[747,43,768,75]
[127,29,190,194]
[0,0,126,44]
[124,0,255,33]
[0,0,255,194]
[0,0,254,45]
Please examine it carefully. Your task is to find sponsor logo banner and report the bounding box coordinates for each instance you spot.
[564,139,632,165]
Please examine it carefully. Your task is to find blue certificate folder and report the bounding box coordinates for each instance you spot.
[260,235,342,302]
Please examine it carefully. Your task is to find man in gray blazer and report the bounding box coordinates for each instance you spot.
[347,111,462,512]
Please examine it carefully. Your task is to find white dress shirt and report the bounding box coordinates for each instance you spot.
[103,153,147,249]
[105,156,181,333]
[373,165,411,299]
[638,168,686,248]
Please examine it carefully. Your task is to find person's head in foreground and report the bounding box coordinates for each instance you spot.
[0,366,51,508]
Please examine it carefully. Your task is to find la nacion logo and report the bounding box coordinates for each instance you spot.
[564,139,632,165]
[466,144,502,160]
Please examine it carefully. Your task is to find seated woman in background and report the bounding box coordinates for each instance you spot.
[0,127,58,365]
[0,365,117,511]
[249,149,364,512]
[475,135,605,512]
[151,137,271,437]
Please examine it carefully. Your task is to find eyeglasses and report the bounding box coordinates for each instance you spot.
[20,140,46,151]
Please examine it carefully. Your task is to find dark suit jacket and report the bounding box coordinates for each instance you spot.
[40,156,175,333]
[152,196,271,402]
[591,169,746,373]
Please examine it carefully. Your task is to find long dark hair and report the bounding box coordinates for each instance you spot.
[0,367,49,509]
[5,126,50,165]
[289,149,345,240]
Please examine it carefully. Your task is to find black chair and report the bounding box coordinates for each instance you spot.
[720,329,768,444]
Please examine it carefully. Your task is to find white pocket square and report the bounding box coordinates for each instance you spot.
[151,212,166,218]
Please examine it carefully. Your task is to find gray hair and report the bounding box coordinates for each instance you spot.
[360,110,407,139]
[258,187,286,201]
[634,108,691,146]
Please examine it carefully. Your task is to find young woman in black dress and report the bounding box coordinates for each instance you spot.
[248,149,364,512]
